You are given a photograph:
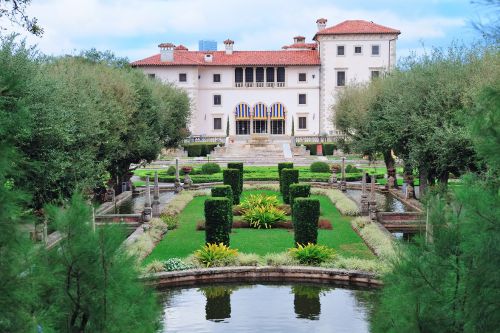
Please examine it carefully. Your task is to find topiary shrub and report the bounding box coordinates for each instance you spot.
[166,165,176,175]
[278,162,294,193]
[322,143,335,155]
[303,143,317,155]
[293,198,320,245]
[345,164,361,173]
[227,162,243,192]
[281,169,299,204]
[182,143,222,157]
[202,162,221,174]
[204,197,232,246]
[211,185,234,231]
[289,183,311,213]
[223,169,241,204]
[310,161,330,173]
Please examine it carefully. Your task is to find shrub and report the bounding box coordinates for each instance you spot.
[163,258,195,272]
[201,162,221,174]
[160,213,178,230]
[182,143,221,157]
[211,185,233,230]
[302,143,317,155]
[281,168,299,204]
[235,253,261,266]
[310,161,330,173]
[320,256,388,275]
[322,143,335,155]
[144,259,165,273]
[227,162,243,192]
[278,162,293,193]
[240,194,279,211]
[289,183,311,212]
[289,243,336,265]
[263,252,298,266]
[194,243,238,267]
[205,197,232,245]
[352,217,395,260]
[345,164,361,173]
[293,198,320,245]
[243,205,286,229]
[166,165,176,175]
[223,168,241,205]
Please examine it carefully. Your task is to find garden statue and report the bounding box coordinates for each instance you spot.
[406,184,414,199]
[361,173,369,215]
[387,175,395,189]
[152,171,160,217]
[142,176,152,222]
[174,158,182,193]
[182,166,193,189]
[340,157,347,192]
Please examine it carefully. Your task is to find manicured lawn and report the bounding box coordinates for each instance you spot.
[144,190,374,264]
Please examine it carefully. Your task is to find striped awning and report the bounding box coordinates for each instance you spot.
[253,103,268,119]
[235,103,251,119]
[270,103,286,119]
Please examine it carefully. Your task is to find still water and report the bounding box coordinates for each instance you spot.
[159,283,376,333]
[346,189,412,213]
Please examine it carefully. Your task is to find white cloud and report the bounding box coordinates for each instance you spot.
[1,0,473,60]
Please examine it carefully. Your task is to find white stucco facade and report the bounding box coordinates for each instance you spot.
[133,20,400,137]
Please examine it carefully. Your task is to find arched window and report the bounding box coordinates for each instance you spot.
[270,103,286,135]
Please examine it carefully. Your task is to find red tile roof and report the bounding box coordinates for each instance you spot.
[282,42,317,50]
[174,45,188,51]
[315,20,400,38]
[131,50,320,67]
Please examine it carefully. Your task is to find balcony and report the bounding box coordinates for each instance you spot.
[234,81,286,88]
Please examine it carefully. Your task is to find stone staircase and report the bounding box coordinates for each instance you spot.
[207,135,315,165]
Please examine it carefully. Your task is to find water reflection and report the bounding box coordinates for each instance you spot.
[159,283,374,333]
[346,190,412,213]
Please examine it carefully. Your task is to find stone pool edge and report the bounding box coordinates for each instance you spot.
[142,266,382,288]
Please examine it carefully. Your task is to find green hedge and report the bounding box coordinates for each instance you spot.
[303,143,317,155]
[223,169,241,205]
[204,197,232,246]
[182,143,222,157]
[281,168,299,204]
[289,183,311,213]
[227,162,243,193]
[278,162,294,193]
[310,161,330,173]
[293,198,320,246]
[302,143,336,156]
[323,143,335,155]
[201,163,221,174]
[211,185,234,231]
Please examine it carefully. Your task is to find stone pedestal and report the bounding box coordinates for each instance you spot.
[369,200,377,221]
[152,171,160,217]
[183,172,193,189]
[142,176,152,223]
[340,157,347,192]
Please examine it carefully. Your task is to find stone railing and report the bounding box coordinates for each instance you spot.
[183,136,226,144]
[295,135,346,143]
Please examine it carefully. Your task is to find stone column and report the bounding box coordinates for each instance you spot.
[340,157,347,192]
[361,173,369,215]
[143,176,152,222]
[329,165,337,186]
[267,112,271,136]
[250,112,254,135]
[174,158,182,193]
[152,171,160,217]
[369,175,377,221]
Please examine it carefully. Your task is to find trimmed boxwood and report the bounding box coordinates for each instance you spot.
[223,169,241,204]
[278,162,293,193]
[322,143,335,155]
[293,198,320,246]
[303,143,317,155]
[204,197,232,246]
[310,161,330,173]
[201,162,221,174]
[227,162,243,191]
[182,143,222,157]
[289,183,311,213]
[211,185,234,231]
[281,168,299,204]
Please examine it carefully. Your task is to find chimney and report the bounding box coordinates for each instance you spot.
[204,53,213,62]
[158,43,175,62]
[223,39,234,55]
[316,18,327,31]
[293,35,305,44]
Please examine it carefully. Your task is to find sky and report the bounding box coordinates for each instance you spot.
[0,0,494,62]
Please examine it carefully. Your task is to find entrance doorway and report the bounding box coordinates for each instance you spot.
[271,119,285,134]
[236,120,250,135]
[253,120,267,134]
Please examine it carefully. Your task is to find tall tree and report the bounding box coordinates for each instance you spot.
[0,0,43,35]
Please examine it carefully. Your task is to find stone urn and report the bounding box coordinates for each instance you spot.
[182,166,193,189]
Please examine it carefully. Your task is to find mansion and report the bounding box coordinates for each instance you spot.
[132,19,400,138]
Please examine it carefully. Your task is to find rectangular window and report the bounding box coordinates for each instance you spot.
[337,71,346,86]
[277,67,285,82]
[354,46,362,54]
[371,70,380,79]
[213,117,222,130]
[213,94,221,105]
[298,117,307,129]
[337,45,345,56]
[298,73,306,82]
[179,73,187,82]
[298,94,307,105]
[213,74,221,82]
[245,67,254,82]
[148,73,155,79]
[372,45,380,55]
[266,67,275,82]
[235,68,243,82]
[256,67,264,82]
